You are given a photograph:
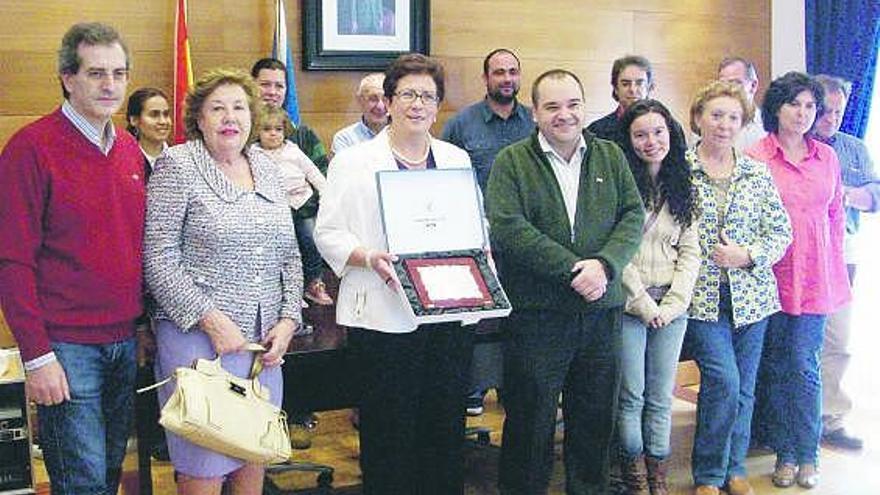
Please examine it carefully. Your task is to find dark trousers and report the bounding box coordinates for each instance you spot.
[348,322,475,495]
[499,308,622,495]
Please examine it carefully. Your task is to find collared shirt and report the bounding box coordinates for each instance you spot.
[818,131,879,233]
[586,110,623,143]
[141,142,169,182]
[61,100,117,155]
[141,142,169,171]
[735,111,766,152]
[537,132,586,232]
[331,117,383,154]
[441,98,534,191]
[746,133,851,315]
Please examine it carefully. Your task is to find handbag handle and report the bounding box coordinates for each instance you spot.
[208,343,267,379]
[136,342,268,394]
[240,343,267,379]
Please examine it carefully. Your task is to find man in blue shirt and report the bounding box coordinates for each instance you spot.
[442,48,534,192]
[331,73,388,155]
[813,74,879,451]
[442,48,534,416]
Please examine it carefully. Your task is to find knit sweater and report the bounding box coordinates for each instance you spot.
[486,130,645,312]
[0,108,145,361]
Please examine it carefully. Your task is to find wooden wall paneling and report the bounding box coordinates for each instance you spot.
[431,2,635,62]
[0,0,770,152]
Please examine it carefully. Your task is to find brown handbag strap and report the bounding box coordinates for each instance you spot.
[642,199,666,235]
[243,343,267,379]
[210,343,266,379]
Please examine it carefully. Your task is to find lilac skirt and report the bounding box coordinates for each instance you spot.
[154,319,283,478]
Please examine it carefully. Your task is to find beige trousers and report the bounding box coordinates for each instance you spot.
[821,264,856,432]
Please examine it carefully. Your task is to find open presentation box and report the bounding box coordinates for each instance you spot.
[376,168,511,325]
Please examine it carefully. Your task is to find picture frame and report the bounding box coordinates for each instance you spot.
[302,0,430,71]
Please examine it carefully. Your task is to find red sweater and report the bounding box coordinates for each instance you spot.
[0,109,145,361]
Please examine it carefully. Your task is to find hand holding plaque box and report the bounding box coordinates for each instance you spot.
[376,168,511,324]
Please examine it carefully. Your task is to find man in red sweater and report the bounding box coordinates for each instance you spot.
[0,22,144,494]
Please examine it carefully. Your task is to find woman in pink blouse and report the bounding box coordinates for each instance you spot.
[746,71,850,490]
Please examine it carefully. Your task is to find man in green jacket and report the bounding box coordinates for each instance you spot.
[487,69,644,494]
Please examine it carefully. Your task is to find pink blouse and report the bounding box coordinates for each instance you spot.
[746,133,850,315]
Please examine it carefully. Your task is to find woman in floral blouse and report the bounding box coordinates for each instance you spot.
[686,81,792,495]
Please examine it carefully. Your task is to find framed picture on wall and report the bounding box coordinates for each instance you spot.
[302,0,430,70]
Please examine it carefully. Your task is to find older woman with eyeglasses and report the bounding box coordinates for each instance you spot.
[314,53,475,495]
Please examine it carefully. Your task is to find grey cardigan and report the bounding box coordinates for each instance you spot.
[144,140,303,341]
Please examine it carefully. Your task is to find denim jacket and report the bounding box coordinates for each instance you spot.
[686,148,792,327]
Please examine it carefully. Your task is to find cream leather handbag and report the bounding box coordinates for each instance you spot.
[142,343,291,464]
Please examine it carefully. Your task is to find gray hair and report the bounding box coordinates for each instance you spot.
[58,22,130,98]
[357,73,385,96]
[813,74,852,100]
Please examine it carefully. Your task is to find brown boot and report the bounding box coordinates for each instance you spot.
[645,456,669,495]
[620,455,650,495]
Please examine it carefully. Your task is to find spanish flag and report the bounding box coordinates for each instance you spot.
[174,0,194,144]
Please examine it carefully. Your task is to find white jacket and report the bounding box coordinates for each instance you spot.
[315,128,472,333]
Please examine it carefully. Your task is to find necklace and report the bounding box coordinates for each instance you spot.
[697,146,734,180]
[388,128,430,166]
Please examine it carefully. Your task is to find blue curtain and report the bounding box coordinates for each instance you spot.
[806,0,880,138]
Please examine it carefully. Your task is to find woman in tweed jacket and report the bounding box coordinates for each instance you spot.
[144,69,302,495]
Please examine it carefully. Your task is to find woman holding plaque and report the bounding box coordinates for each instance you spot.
[314,53,475,495]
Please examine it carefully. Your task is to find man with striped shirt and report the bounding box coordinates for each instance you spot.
[0,22,144,494]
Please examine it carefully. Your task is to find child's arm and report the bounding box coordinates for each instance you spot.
[287,141,328,193]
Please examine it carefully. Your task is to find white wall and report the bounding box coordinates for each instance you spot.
[771,0,806,77]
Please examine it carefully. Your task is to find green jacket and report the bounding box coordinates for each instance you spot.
[486,130,645,312]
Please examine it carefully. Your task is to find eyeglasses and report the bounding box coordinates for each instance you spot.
[84,69,129,82]
[394,89,439,106]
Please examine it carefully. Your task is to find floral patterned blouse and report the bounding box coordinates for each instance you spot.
[686,147,792,327]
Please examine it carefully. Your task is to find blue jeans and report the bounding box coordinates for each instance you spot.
[38,339,137,495]
[618,313,687,460]
[762,312,826,465]
[294,214,324,283]
[689,288,768,487]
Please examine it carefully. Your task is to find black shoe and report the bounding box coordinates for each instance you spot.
[150,443,170,462]
[465,397,484,416]
[822,428,863,450]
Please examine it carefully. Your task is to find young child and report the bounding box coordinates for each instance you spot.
[253,105,333,306]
